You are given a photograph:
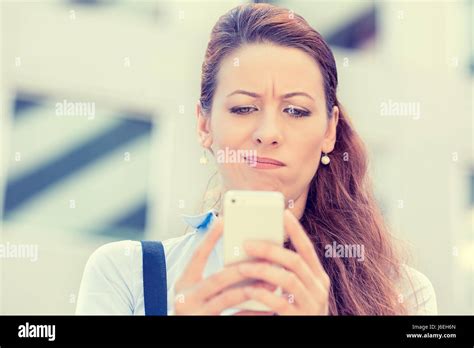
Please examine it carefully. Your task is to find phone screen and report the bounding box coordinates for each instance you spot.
[223,190,284,311]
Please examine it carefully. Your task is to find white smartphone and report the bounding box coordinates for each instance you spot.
[223,190,285,312]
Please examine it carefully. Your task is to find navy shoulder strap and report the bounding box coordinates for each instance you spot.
[141,240,168,315]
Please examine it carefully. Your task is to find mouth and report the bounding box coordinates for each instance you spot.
[244,156,286,169]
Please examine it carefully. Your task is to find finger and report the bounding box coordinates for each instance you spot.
[193,264,253,301]
[243,240,319,293]
[284,209,327,281]
[237,262,312,307]
[203,287,250,315]
[178,217,224,287]
[233,310,274,316]
[252,280,277,292]
[243,287,295,315]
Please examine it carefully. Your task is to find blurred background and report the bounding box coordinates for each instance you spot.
[0,0,472,314]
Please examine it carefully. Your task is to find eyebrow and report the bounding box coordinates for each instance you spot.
[226,90,314,101]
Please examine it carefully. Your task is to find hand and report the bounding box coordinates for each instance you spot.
[232,282,279,316]
[233,310,275,315]
[235,209,331,315]
[173,217,252,315]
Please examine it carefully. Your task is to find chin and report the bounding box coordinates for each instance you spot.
[242,183,283,193]
[225,176,285,193]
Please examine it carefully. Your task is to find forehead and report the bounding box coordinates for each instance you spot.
[215,43,324,97]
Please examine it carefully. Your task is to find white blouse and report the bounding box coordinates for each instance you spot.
[75,209,438,315]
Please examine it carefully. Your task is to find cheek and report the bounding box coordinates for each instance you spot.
[210,114,243,149]
[209,115,248,181]
[289,123,326,179]
[294,123,325,161]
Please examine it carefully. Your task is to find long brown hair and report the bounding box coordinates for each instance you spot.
[199,3,407,315]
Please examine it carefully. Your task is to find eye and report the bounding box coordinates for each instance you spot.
[229,106,258,115]
[284,106,311,118]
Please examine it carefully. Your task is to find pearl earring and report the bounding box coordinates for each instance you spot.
[321,152,330,165]
[199,149,208,165]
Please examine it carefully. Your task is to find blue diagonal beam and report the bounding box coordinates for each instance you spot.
[109,200,148,231]
[3,117,152,215]
[325,6,377,50]
[13,96,44,120]
[93,200,148,237]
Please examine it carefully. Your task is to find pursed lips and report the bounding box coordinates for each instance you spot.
[244,156,286,168]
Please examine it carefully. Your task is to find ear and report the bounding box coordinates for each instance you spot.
[322,106,339,153]
[196,101,213,148]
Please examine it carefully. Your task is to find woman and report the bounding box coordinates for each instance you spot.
[76,3,437,315]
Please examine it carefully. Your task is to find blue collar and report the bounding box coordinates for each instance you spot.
[180,209,223,266]
[180,209,218,233]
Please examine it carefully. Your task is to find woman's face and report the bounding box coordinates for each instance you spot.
[197,43,338,216]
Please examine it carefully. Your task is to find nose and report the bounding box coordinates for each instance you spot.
[252,111,283,147]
